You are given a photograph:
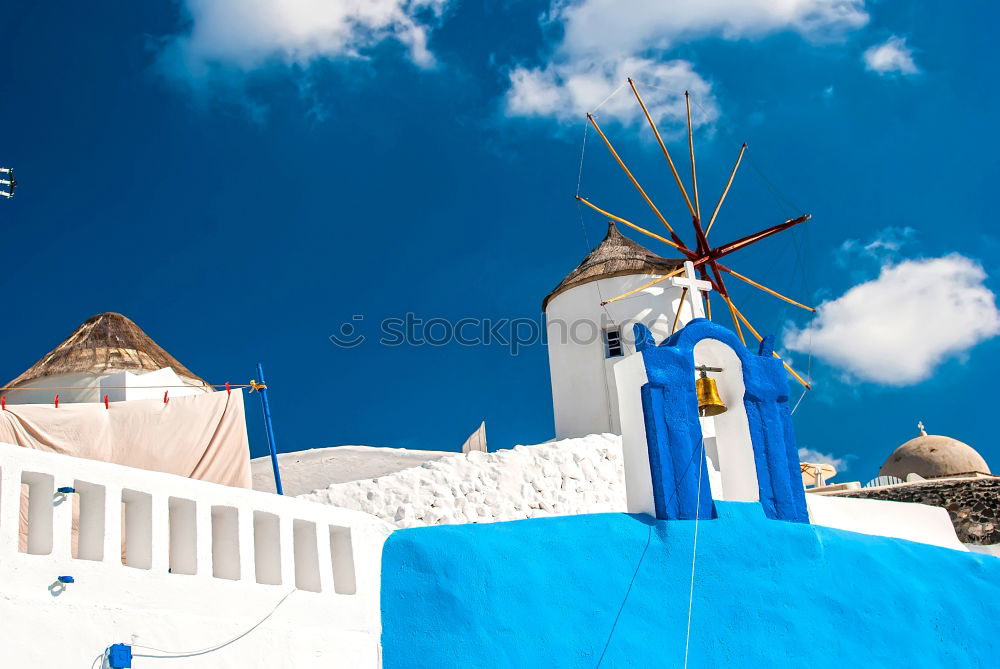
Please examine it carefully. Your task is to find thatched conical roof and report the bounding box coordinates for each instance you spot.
[542,222,682,310]
[4,312,210,389]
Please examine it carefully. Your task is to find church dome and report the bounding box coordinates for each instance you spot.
[542,222,682,310]
[879,432,991,480]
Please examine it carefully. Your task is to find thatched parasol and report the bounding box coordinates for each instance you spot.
[542,221,682,310]
[4,312,211,390]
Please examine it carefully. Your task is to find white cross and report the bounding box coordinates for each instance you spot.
[670,261,713,319]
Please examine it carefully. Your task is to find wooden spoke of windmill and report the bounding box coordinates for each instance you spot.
[579,80,814,389]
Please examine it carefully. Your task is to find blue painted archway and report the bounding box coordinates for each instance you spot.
[634,318,808,523]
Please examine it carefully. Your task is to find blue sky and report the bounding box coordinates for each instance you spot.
[2,1,998,482]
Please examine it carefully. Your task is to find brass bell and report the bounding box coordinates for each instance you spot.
[696,366,727,417]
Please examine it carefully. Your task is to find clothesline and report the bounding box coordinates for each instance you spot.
[0,383,253,392]
[1,381,266,410]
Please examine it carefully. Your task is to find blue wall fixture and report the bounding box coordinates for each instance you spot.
[381,504,1000,669]
[635,319,808,522]
[108,643,132,669]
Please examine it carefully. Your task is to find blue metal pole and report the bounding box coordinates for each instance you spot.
[256,362,284,495]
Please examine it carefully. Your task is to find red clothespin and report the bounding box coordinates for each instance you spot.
[225,381,231,396]
[163,390,169,404]
[104,394,109,409]
[1,396,5,411]
[54,394,59,408]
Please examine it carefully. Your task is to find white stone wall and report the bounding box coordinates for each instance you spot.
[296,434,975,555]
[805,492,967,551]
[299,434,627,528]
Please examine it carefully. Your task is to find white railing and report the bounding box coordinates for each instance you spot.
[0,441,392,597]
[0,442,394,667]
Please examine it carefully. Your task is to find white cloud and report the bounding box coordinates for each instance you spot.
[555,0,868,57]
[159,0,451,80]
[785,255,1000,385]
[798,447,853,471]
[506,0,869,125]
[863,36,919,75]
[506,57,717,127]
[836,226,916,267]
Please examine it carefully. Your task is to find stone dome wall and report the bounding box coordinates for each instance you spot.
[880,435,990,480]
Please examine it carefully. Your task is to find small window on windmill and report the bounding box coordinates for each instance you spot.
[604,328,624,358]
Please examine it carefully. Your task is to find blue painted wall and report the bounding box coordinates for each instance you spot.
[381,503,1000,668]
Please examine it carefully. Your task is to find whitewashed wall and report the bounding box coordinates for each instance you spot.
[692,339,759,502]
[805,493,967,551]
[301,432,974,555]
[0,442,392,667]
[252,445,448,496]
[545,275,691,439]
[300,435,627,527]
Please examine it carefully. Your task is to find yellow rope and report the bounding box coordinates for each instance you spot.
[685,92,701,221]
[721,295,746,345]
[671,287,688,334]
[721,266,815,312]
[728,300,811,390]
[705,143,746,237]
[576,197,683,251]
[601,266,686,305]
[0,384,248,392]
[249,380,268,393]
[670,286,687,334]
[587,113,678,236]
[628,78,697,218]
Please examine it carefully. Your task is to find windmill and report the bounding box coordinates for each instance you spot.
[576,79,813,389]
[0,167,14,199]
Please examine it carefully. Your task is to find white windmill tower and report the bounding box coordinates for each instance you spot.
[543,224,695,439]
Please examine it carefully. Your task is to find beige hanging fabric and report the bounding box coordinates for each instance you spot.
[460,421,488,454]
[0,389,252,488]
